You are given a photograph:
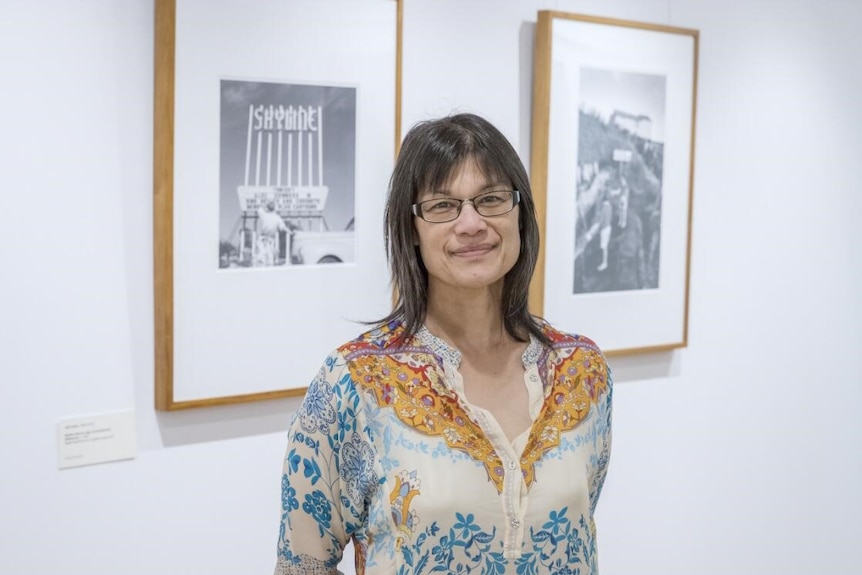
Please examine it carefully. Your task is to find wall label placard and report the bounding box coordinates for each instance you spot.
[57,410,136,470]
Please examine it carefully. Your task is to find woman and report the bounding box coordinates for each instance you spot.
[275,113,612,574]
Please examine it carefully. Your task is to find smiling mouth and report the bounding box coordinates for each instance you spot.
[452,245,495,256]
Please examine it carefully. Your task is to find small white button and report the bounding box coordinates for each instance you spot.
[511,519,521,528]
[507,461,517,470]
[529,374,538,382]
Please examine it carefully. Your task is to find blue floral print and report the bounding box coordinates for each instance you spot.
[339,432,380,509]
[394,508,590,575]
[298,369,337,434]
[301,490,332,537]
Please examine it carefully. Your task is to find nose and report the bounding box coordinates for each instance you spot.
[453,200,487,234]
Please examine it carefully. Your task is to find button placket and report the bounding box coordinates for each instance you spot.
[500,451,526,557]
[443,355,529,559]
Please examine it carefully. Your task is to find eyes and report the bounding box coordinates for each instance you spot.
[423,191,510,214]
[411,190,520,223]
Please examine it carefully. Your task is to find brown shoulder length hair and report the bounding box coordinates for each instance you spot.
[374,113,549,345]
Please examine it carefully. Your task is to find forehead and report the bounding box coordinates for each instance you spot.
[421,157,507,195]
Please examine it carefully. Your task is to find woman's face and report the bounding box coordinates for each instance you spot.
[414,158,521,296]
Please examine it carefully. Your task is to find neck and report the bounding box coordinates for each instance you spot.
[424,284,510,353]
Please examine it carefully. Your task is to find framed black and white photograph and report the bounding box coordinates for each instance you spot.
[530,11,698,355]
[219,80,357,269]
[154,0,401,409]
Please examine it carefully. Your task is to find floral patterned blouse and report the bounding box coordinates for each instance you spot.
[275,319,612,575]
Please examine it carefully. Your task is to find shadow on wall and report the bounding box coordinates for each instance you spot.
[608,350,680,384]
[606,349,682,384]
[155,396,303,447]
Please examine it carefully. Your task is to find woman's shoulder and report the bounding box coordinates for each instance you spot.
[535,319,604,357]
[303,323,411,406]
[536,320,612,404]
[335,319,412,358]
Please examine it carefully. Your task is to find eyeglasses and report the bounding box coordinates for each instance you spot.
[411,190,520,223]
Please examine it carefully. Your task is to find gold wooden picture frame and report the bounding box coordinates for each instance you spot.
[530,11,699,356]
[154,0,402,410]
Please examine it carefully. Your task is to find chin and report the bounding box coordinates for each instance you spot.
[450,271,507,291]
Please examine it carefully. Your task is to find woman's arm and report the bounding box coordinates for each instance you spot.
[274,354,372,575]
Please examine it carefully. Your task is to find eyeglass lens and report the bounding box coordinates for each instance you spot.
[416,191,518,223]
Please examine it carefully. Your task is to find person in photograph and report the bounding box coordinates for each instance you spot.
[617,178,630,229]
[274,113,613,575]
[256,200,288,267]
[597,197,613,272]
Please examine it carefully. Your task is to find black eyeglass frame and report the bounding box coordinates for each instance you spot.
[411,190,521,223]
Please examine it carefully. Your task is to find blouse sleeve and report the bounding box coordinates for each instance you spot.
[589,362,613,516]
[274,352,379,575]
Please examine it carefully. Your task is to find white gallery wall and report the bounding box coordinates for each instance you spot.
[1,0,860,574]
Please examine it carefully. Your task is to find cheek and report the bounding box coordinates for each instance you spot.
[413,227,435,265]
[504,225,522,266]
[507,222,522,248]
[416,235,438,260]
[511,233,522,261]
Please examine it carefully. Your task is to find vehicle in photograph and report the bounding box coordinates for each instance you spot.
[290,218,355,265]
